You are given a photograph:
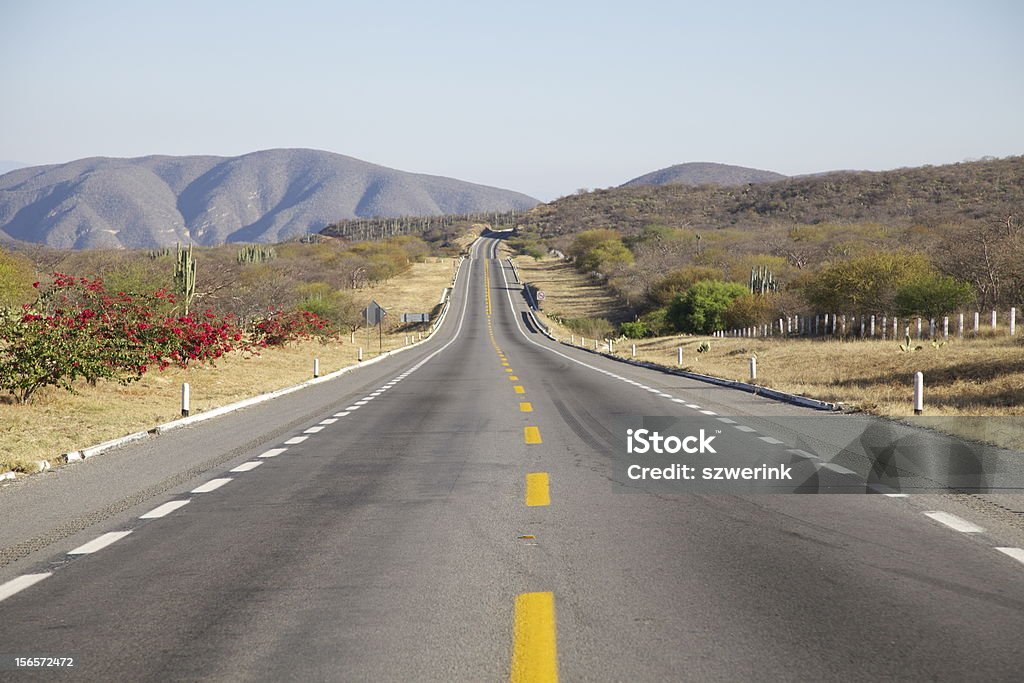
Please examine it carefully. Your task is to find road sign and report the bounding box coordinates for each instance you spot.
[401,313,430,323]
[536,291,546,301]
[363,300,387,326]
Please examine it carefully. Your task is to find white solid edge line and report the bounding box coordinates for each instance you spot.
[68,530,133,555]
[259,448,288,458]
[922,511,985,533]
[230,461,263,472]
[192,478,233,494]
[140,499,191,519]
[0,573,52,603]
[284,436,308,445]
[995,547,1024,565]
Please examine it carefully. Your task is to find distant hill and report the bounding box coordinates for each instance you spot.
[621,162,787,188]
[0,149,539,249]
[524,156,1024,240]
[0,161,28,175]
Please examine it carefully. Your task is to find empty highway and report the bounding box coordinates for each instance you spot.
[1,235,1023,681]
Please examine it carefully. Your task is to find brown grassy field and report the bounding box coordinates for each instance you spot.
[0,258,457,474]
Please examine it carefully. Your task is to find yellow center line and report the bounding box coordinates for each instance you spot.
[519,402,533,412]
[506,369,514,373]
[524,426,542,444]
[525,472,550,506]
[514,386,525,394]
[509,376,520,381]
[510,592,559,682]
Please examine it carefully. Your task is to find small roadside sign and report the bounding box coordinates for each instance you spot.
[363,300,387,326]
[537,291,546,301]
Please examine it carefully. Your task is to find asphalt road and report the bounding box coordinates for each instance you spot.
[1,235,1023,681]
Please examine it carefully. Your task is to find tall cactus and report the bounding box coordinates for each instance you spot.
[174,243,196,315]
[750,265,779,295]
[237,244,276,264]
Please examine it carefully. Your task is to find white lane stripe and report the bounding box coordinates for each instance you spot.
[0,573,52,603]
[817,462,856,475]
[344,405,360,411]
[700,410,718,416]
[658,393,673,398]
[192,478,232,493]
[360,396,374,401]
[923,511,984,533]
[787,449,819,459]
[284,436,308,445]
[334,412,351,417]
[996,547,1024,565]
[140,499,190,518]
[717,417,737,424]
[304,426,325,433]
[686,404,701,409]
[319,418,338,425]
[672,398,687,404]
[734,425,756,432]
[884,493,909,497]
[69,531,132,555]
[231,461,263,472]
[758,436,783,444]
[260,448,287,458]
[354,401,369,406]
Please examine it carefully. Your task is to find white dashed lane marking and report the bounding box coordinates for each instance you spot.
[716,417,737,424]
[192,478,232,494]
[68,531,132,555]
[304,426,325,434]
[284,436,308,445]
[0,573,52,604]
[996,547,1024,566]
[700,410,718,416]
[816,462,856,475]
[231,461,263,473]
[140,500,190,519]
[259,448,288,458]
[319,418,338,425]
[334,412,351,417]
[758,436,783,444]
[787,449,819,459]
[923,511,985,533]
[734,425,756,433]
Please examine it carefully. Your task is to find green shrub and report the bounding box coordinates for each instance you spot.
[667,280,748,334]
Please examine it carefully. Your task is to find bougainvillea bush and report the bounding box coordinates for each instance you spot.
[250,309,337,347]
[0,274,245,403]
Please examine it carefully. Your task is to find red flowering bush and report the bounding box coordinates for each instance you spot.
[251,310,336,347]
[0,274,246,403]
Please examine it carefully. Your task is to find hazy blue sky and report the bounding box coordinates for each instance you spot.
[1,0,1021,199]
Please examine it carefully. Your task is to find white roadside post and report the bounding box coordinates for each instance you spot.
[631,343,636,357]
[313,358,320,378]
[571,335,575,345]
[973,311,980,336]
[913,372,924,415]
[943,316,949,339]
[991,309,998,331]
[357,347,363,362]
[749,356,757,382]
[677,347,683,365]
[181,383,190,418]
[1011,307,1017,336]
[957,312,964,338]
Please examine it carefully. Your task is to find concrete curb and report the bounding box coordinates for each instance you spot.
[558,340,841,412]
[53,250,473,468]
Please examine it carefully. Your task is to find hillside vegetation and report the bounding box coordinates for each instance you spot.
[507,156,1023,335]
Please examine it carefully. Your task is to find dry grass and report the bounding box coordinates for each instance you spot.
[505,251,632,339]
[0,259,456,473]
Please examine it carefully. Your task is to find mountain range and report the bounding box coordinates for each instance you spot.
[0,149,539,249]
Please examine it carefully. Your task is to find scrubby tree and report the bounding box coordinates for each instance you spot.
[667,280,748,334]
[894,273,974,320]
[800,252,932,315]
